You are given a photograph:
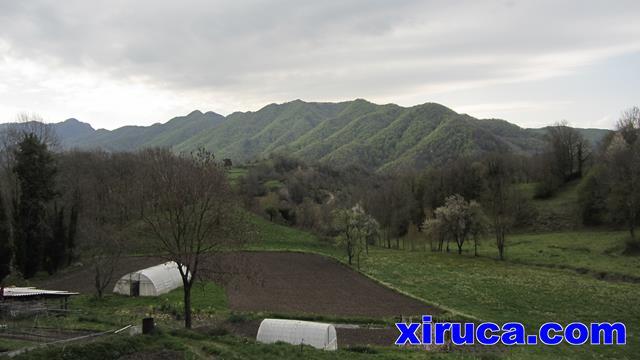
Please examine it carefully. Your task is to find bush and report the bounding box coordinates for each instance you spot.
[204,326,229,337]
[345,345,378,354]
[534,175,561,199]
[512,191,538,227]
[227,312,250,323]
[623,238,640,255]
[155,299,183,320]
[577,167,609,226]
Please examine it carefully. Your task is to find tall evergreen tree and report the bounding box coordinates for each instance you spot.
[12,133,57,278]
[0,192,12,284]
[67,202,79,266]
[44,206,67,275]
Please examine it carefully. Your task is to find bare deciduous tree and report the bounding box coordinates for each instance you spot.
[546,120,592,181]
[484,154,516,260]
[141,148,246,328]
[91,238,122,299]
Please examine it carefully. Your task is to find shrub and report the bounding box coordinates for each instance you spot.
[345,345,378,354]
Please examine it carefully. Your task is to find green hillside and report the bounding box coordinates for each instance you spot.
[529,126,611,146]
[176,100,550,170]
[55,99,611,170]
[64,110,225,152]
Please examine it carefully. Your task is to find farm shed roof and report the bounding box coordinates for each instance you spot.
[257,319,338,351]
[113,261,188,296]
[1,287,78,300]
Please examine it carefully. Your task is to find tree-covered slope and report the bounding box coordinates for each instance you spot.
[62,110,225,152]
[50,99,611,170]
[169,100,550,170]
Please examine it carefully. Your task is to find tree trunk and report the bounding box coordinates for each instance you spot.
[497,232,505,260]
[183,281,192,329]
[94,265,102,298]
[577,145,583,178]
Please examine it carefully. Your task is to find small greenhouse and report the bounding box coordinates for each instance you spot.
[256,319,338,351]
[113,262,189,297]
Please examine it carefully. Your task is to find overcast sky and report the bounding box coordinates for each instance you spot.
[0,0,638,130]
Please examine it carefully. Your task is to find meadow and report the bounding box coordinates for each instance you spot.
[248,215,640,359]
[3,215,638,359]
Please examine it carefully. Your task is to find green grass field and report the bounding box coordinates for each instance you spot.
[227,167,249,186]
[515,181,582,230]
[4,210,638,359]
[490,231,640,278]
[248,216,639,359]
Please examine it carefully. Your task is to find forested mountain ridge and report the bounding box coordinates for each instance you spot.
[7,99,611,170]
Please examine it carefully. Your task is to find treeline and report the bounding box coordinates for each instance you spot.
[577,107,640,241]
[0,123,239,292]
[0,125,79,281]
[0,127,143,283]
[0,119,244,328]
[240,107,640,262]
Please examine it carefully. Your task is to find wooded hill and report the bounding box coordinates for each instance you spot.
[15,99,610,171]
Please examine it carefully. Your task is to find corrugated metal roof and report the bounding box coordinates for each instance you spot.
[1,286,79,298]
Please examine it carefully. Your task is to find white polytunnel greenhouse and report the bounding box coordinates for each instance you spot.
[113,262,190,297]
[256,319,338,351]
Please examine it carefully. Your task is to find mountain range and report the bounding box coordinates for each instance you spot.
[6,99,611,171]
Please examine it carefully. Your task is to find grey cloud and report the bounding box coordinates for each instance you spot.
[0,0,639,110]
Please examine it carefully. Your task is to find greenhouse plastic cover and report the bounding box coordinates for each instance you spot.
[113,261,189,296]
[256,318,338,351]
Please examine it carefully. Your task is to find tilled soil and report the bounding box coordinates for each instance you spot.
[220,252,439,318]
[35,256,165,294]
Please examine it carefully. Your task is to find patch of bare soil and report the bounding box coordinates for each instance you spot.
[336,327,400,347]
[218,252,439,318]
[35,256,165,294]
